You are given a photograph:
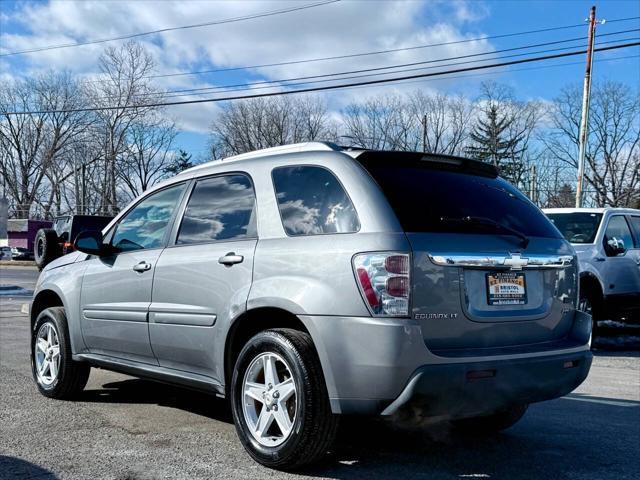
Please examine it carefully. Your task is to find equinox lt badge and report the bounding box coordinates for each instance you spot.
[415,313,458,319]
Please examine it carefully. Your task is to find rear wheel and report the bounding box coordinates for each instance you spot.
[452,404,528,434]
[34,228,60,270]
[31,307,90,399]
[231,328,338,470]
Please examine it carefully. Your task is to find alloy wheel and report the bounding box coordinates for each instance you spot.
[242,352,298,447]
[35,322,61,386]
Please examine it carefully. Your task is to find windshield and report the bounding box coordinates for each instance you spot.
[356,154,561,239]
[546,212,603,244]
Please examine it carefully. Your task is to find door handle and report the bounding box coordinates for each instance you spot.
[218,252,244,266]
[133,261,152,272]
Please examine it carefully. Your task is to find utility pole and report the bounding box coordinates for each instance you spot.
[575,6,604,208]
[530,164,538,205]
[421,114,427,153]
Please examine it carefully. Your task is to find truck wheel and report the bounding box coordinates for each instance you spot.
[231,328,338,470]
[31,307,90,399]
[579,283,604,339]
[34,228,60,270]
[452,404,528,434]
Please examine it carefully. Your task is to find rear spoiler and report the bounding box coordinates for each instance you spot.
[353,151,499,178]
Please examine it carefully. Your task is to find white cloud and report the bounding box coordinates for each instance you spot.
[1,0,496,134]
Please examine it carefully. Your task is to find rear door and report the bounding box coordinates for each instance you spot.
[355,153,577,354]
[149,173,257,381]
[80,183,187,364]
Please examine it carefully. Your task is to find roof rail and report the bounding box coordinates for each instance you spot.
[179,141,342,175]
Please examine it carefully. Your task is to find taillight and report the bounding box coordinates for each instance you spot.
[353,252,410,317]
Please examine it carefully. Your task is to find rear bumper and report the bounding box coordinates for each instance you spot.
[381,350,592,418]
[300,310,592,416]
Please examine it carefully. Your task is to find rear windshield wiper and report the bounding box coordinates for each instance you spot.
[439,215,530,248]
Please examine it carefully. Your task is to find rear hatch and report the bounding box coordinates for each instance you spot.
[355,152,578,355]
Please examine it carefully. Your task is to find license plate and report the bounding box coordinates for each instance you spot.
[486,272,527,305]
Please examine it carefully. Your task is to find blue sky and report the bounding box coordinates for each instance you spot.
[1,0,638,159]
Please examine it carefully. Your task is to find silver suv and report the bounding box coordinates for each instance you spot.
[31,142,592,470]
[544,208,640,324]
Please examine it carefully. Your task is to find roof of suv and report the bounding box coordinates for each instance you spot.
[176,141,498,178]
[544,207,640,215]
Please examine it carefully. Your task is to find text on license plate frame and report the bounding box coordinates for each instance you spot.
[486,271,528,306]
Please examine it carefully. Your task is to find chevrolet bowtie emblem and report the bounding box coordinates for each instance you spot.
[503,253,529,270]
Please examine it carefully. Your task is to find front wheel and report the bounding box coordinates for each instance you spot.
[31,307,90,399]
[452,404,528,434]
[231,328,338,470]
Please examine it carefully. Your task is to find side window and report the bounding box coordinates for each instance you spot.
[272,166,360,236]
[603,215,634,255]
[111,183,185,252]
[628,216,640,247]
[177,174,256,244]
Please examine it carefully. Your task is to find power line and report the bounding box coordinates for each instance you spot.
[83,18,640,83]
[341,53,639,93]
[0,0,341,57]
[5,41,639,115]
[121,34,639,100]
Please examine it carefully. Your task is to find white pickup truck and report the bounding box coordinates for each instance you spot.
[544,208,640,325]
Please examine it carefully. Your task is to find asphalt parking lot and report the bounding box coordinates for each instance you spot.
[1,265,639,480]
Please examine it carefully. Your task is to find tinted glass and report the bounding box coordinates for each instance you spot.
[628,216,640,247]
[177,175,256,244]
[272,166,360,236]
[112,184,185,252]
[546,212,603,244]
[604,216,634,251]
[358,158,560,238]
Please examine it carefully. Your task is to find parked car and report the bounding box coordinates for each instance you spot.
[34,214,113,270]
[1,246,13,261]
[544,208,640,324]
[12,247,34,261]
[30,142,592,470]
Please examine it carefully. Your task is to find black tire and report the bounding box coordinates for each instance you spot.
[452,404,528,434]
[231,328,338,470]
[579,282,604,340]
[34,228,61,271]
[31,307,90,399]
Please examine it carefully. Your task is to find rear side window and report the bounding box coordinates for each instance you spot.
[357,157,560,238]
[272,166,360,236]
[112,183,186,252]
[177,174,256,244]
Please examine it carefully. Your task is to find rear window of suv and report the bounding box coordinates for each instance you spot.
[272,165,360,236]
[356,153,561,239]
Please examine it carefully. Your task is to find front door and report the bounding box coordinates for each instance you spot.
[600,215,640,296]
[80,183,187,363]
[149,173,258,382]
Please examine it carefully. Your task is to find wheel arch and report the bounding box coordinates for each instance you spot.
[30,289,64,331]
[224,307,312,392]
[580,271,604,301]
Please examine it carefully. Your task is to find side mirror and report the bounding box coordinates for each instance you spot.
[605,236,626,256]
[74,230,109,256]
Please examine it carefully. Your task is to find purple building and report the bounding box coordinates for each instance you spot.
[7,219,52,250]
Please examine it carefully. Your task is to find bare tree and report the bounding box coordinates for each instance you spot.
[210,96,335,158]
[341,94,414,150]
[117,116,177,200]
[85,41,160,214]
[0,72,89,218]
[407,91,472,155]
[544,81,640,207]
